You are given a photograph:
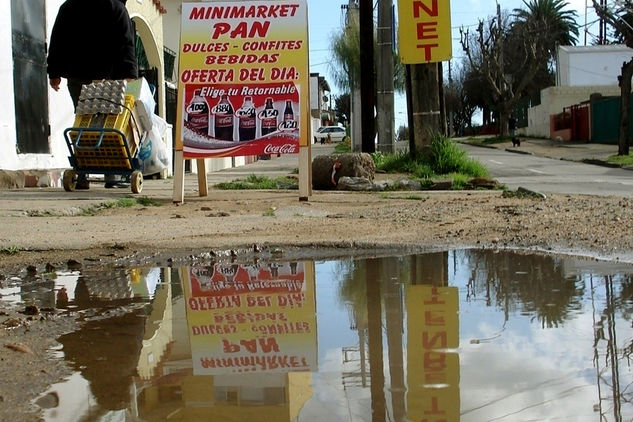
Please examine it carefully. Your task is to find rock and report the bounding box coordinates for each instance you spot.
[35,392,59,409]
[396,178,423,191]
[5,342,34,354]
[23,305,39,316]
[337,176,375,191]
[312,153,375,190]
[431,179,453,190]
[467,177,499,189]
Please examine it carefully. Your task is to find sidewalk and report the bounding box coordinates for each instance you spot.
[461,136,625,166]
[0,139,628,190]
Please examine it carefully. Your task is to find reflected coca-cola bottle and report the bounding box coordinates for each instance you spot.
[237,96,256,142]
[214,94,234,141]
[260,97,278,136]
[185,89,209,134]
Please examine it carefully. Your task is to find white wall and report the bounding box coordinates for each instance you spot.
[0,0,74,171]
[558,45,633,87]
[527,85,621,137]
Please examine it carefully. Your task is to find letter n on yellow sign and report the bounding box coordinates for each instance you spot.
[397,0,452,64]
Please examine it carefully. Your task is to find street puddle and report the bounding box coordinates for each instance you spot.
[3,250,633,421]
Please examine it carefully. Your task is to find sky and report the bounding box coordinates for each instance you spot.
[305,0,600,129]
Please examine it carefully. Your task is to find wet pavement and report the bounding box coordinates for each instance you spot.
[3,249,632,421]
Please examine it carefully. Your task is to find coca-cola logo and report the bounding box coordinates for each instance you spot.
[263,143,297,154]
[278,120,298,131]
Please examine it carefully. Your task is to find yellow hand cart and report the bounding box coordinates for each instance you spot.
[62,92,145,194]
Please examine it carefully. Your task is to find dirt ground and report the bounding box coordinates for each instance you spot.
[2,186,633,420]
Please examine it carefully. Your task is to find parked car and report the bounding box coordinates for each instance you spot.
[314,126,346,143]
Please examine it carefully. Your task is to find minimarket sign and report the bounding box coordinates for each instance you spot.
[397,0,452,63]
[175,1,310,158]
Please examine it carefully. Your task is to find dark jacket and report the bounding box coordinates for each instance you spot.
[47,0,138,81]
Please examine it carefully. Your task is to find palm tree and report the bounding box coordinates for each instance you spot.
[513,0,579,60]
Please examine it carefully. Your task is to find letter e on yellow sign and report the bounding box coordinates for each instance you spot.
[397,0,452,64]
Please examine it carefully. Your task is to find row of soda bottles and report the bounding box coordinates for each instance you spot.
[186,90,295,142]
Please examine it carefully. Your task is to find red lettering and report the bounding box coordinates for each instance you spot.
[211,22,231,39]
[423,397,445,416]
[417,21,438,40]
[422,331,447,348]
[222,339,240,353]
[424,287,445,305]
[423,351,446,371]
[413,0,438,17]
[424,310,445,326]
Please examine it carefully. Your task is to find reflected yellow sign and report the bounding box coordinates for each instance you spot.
[397,0,452,63]
[407,285,460,421]
[183,262,317,375]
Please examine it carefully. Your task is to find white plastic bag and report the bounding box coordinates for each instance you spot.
[138,114,170,176]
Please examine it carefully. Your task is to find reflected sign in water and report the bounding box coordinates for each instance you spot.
[13,250,632,421]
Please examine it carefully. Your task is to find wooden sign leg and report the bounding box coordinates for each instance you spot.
[196,158,208,197]
[172,150,185,203]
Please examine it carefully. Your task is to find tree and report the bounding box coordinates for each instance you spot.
[592,0,633,156]
[445,61,478,135]
[460,1,578,136]
[513,0,579,60]
[333,93,350,125]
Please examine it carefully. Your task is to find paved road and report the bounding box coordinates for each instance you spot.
[463,144,633,197]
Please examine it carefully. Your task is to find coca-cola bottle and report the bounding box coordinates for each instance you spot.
[214,94,234,141]
[185,89,209,135]
[260,97,278,136]
[284,100,294,122]
[237,96,256,142]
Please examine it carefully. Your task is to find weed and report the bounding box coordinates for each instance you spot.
[372,135,489,189]
[607,153,633,166]
[0,246,21,255]
[263,208,276,217]
[216,175,298,190]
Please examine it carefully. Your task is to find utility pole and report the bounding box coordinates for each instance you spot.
[408,64,441,157]
[359,0,375,152]
[377,0,395,153]
[345,1,362,152]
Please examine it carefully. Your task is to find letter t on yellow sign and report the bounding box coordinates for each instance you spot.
[397,0,452,64]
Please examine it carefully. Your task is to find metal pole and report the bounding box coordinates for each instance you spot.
[360,0,375,153]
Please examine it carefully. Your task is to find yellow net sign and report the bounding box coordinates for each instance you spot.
[397,0,452,63]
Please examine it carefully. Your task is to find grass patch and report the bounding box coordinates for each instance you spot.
[0,246,21,255]
[263,208,276,217]
[334,141,351,153]
[372,135,489,190]
[216,174,298,190]
[607,153,633,166]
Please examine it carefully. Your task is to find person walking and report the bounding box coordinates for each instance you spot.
[46,0,138,109]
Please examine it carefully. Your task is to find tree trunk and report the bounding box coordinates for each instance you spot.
[499,109,509,137]
[618,58,633,156]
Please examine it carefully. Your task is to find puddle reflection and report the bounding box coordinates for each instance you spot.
[14,250,633,421]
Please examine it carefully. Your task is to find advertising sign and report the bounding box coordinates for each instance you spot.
[182,261,317,375]
[397,0,452,63]
[406,285,460,421]
[176,1,310,158]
